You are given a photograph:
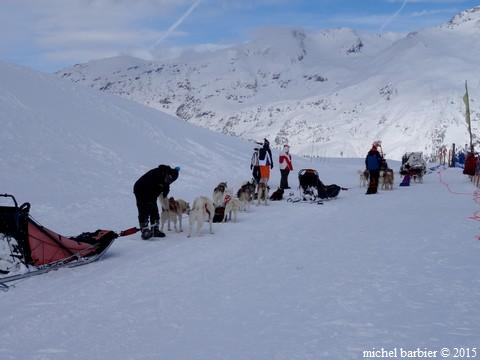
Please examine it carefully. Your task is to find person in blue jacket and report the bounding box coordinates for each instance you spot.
[365,145,382,194]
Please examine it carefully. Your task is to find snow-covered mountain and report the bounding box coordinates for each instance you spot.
[57,7,480,160]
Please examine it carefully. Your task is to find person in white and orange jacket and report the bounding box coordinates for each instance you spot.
[279,144,293,189]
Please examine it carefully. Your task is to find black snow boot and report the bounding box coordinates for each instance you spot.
[151,223,165,238]
[140,222,152,240]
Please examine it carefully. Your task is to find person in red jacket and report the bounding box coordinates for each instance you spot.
[279,144,293,189]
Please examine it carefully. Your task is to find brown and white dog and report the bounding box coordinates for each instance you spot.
[187,196,215,238]
[160,196,190,232]
[358,169,369,187]
[213,182,228,208]
[256,182,269,206]
[381,169,394,190]
[223,192,242,223]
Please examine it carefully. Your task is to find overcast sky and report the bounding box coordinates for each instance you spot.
[0,0,478,73]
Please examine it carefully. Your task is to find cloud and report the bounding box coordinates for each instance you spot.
[381,0,409,32]
[150,0,202,49]
[411,8,459,16]
[0,0,195,70]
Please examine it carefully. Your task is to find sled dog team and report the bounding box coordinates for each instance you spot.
[134,140,412,240]
[159,179,269,238]
[358,169,394,190]
[134,138,285,240]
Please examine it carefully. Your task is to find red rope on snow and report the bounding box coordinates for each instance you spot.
[437,168,480,240]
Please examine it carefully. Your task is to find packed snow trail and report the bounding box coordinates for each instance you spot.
[1,167,479,360]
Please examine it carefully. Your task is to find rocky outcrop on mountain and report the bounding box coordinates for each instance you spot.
[57,8,480,159]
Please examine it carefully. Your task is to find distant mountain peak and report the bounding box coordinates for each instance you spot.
[445,6,480,29]
[242,27,308,62]
[56,14,480,160]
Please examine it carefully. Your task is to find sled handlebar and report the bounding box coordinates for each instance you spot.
[0,194,18,208]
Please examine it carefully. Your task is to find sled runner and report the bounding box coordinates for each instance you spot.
[0,194,133,290]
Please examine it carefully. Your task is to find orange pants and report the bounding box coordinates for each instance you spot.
[259,165,270,182]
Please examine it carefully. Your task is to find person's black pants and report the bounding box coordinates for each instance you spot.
[367,170,380,194]
[135,194,159,228]
[280,169,290,189]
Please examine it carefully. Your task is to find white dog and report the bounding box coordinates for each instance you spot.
[187,196,215,238]
[256,182,269,206]
[160,197,190,232]
[223,193,242,223]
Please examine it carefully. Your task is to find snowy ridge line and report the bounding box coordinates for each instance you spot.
[56,6,480,160]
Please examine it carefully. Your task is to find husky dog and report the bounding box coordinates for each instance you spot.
[187,196,215,238]
[223,193,242,223]
[269,187,284,201]
[412,172,424,184]
[237,180,256,211]
[160,197,190,232]
[257,182,269,206]
[381,169,394,190]
[213,182,228,208]
[359,169,369,187]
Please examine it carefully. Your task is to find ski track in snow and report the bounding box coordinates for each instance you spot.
[1,167,480,360]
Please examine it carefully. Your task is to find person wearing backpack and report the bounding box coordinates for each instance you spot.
[258,138,273,184]
[365,145,382,194]
[279,144,293,189]
[250,147,260,184]
[133,165,180,239]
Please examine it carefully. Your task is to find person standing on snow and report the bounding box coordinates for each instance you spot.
[279,144,293,189]
[250,147,261,184]
[258,138,273,184]
[365,145,382,195]
[133,165,179,239]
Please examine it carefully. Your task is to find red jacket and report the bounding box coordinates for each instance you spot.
[279,151,293,171]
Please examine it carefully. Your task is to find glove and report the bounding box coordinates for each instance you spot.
[270,164,274,169]
[250,165,253,170]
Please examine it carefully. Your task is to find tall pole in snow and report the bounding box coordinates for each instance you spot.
[463,80,473,152]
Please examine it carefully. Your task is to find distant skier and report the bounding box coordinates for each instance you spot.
[279,144,293,189]
[133,165,179,239]
[365,144,382,195]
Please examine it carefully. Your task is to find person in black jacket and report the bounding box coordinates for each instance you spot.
[258,138,273,184]
[133,165,179,239]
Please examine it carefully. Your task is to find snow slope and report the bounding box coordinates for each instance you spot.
[0,60,259,234]
[57,7,480,160]
[1,62,480,359]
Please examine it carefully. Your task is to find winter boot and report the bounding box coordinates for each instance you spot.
[151,223,165,238]
[140,221,152,240]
